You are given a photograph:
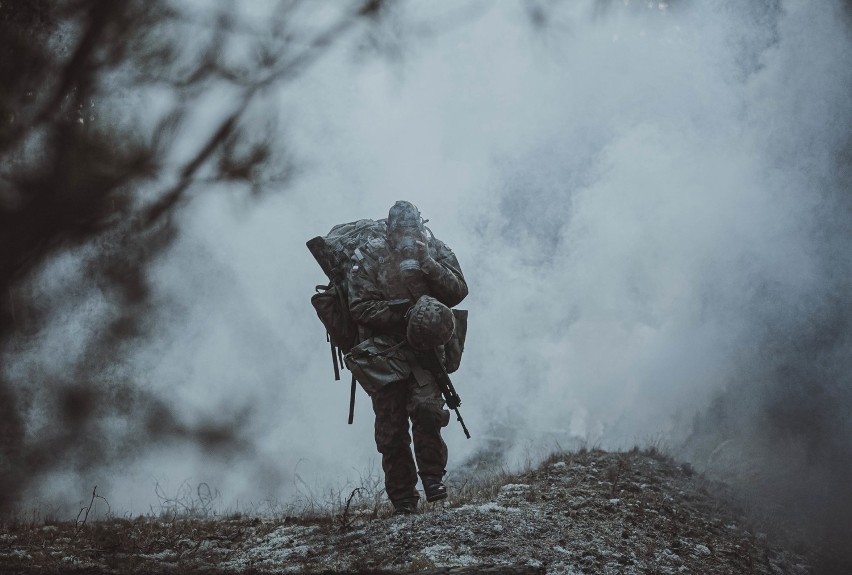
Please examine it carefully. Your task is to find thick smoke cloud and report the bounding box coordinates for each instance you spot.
[3,0,851,565]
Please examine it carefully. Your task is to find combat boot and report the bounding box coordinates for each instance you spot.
[423,478,447,502]
[392,497,418,516]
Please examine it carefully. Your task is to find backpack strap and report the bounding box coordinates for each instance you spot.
[358,237,390,265]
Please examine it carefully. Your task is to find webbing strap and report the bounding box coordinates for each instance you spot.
[330,336,340,381]
[347,374,356,425]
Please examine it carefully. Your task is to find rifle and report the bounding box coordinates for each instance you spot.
[415,349,471,439]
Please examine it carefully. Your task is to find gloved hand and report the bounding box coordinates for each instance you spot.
[413,239,432,264]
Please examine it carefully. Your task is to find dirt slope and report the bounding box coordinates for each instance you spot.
[0,449,814,574]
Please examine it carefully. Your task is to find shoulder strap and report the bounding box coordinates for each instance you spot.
[358,237,390,264]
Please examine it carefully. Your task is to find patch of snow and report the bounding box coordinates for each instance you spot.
[548,561,582,574]
[655,548,682,564]
[422,543,452,557]
[261,530,294,546]
[278,544,312,559]
[141,550,177,561]
[550,461,567,469]
[456,501,520,514]
[282,524,319,536]
[421,543,478,566]
[608,498,621,505]
[251,538,310,559]
[454,554,480,566]
[500,483,531,492]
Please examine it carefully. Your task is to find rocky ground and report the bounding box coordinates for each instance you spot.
[0,449,817,574]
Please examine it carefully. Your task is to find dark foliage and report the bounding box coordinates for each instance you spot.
[0,0,380,514]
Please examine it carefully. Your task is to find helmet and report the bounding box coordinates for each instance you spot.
[406,295,455,350]
[387,200,423,234]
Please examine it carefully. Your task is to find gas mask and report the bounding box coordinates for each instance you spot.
[387,201,427,274]
[396,229,424,273]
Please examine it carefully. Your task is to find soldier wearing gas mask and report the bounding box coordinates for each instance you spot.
[345,201,468,515]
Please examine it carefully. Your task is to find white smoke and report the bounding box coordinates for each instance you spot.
[9,0,852,516]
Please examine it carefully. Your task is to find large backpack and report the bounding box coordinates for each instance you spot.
[306,218,387,381]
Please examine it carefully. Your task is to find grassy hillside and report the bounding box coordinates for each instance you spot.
[0,449,816,574]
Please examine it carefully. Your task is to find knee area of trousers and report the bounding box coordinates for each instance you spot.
[375,429,412,452]
[412,403,450,429]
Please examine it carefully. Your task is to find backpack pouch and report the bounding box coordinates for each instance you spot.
[311,284,357,352]
[444,309,468,374]
[345,335,411,396]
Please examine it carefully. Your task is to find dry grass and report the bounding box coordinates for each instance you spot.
[0,448,541,569]
[2,444,817,574]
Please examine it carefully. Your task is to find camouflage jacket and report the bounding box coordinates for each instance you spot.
[346,235,467,342]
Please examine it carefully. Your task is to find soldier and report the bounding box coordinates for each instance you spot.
[345,201,468,515]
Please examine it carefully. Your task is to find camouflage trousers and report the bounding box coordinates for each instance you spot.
[370,368,450,504]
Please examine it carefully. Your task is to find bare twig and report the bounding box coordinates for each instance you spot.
[337,488,362,532]
[74,485,109,535]
[142,0,379,228]
[610,456,629,497]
